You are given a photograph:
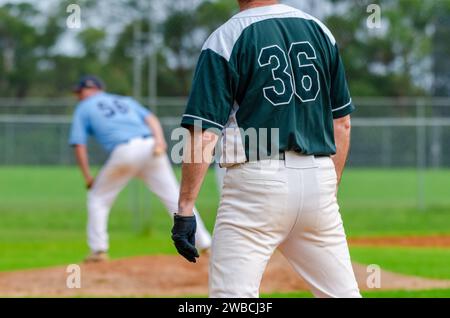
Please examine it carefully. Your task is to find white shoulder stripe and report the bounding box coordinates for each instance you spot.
[202,4,336,62]
[182,114,224,129]
[332,99,353,112]
[306,14,336,46]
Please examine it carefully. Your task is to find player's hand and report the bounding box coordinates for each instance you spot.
[86,176,95,190]
[171,214,199,263]
[153,139,167,156]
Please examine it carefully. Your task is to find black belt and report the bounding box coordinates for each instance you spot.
[277,152,329,160]
[245,152,330,162]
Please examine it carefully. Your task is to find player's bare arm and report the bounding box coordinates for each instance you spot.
[145,114,168,155]
[332,114,351,186]
[171,127,218,263]
[74,144,94,189]
[178,127,219,216]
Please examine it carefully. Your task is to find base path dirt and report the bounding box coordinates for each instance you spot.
[1,253,450,297]
[349,235,450,248]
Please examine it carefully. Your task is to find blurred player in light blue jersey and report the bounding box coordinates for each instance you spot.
[69,75,211,262]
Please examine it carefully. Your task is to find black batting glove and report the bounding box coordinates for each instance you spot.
[171,214,199,263]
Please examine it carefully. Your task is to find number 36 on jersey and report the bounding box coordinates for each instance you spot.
[258,41,320,106]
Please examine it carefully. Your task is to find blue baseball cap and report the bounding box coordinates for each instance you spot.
[72,75,105,93]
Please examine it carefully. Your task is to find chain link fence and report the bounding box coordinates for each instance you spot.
[1,96,449,212]
[1,97,450,168]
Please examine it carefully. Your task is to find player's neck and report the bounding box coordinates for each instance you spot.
[81,90,103,101]
[239,1,279,12]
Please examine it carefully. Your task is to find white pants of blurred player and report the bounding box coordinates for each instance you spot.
[209,152,361,298]
[214,164,225,193]
[87,136,212,252]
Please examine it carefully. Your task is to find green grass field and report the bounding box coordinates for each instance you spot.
[0,167,449,297]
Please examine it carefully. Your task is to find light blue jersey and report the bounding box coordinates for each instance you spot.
[69,92,152,152]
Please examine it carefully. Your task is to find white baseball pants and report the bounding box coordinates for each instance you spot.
[209,152,361,298]
[214,164,226,194]
[87,137,212,252]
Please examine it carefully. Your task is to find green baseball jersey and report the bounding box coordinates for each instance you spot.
[182,4,354,162]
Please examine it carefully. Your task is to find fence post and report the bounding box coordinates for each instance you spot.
[5,122,15,165]
[3,123,8,164]
[430,124,442,168]
[60,124,67,165]
[416,99,426,211]
[131,20,144,232]
[381,126,392,167]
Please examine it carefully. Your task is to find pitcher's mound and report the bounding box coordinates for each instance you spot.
[1,253,450,297]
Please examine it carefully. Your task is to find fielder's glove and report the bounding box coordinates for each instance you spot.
[171,214,199,263]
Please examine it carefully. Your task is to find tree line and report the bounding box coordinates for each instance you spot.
[0,0,449,99]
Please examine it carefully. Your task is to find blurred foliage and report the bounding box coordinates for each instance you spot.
[0,0,449,98]
[328,0,438,97]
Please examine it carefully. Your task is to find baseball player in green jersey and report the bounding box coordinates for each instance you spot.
[171,0,361,298]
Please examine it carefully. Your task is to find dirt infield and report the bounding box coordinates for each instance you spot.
[1,252,450,297]
[349,235,450,248]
